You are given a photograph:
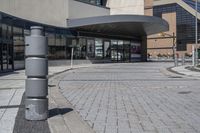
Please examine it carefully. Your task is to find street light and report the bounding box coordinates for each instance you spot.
[158,32,177,67]
[69,44,76,69]
[195,0,199,66]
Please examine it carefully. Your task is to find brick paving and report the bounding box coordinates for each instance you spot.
[59,63,200,133]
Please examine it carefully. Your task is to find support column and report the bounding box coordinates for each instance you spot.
[25,26,48,121]
[141,36,147,62]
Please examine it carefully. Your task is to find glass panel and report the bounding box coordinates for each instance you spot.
[46,31,55,59]
[13,27,25,69]
[103,41,110,59]
[2,24,7,39]
[2,43,8,70]
[117,40,123,61]
[8,42,13,69]
[123,41,130,62]
[0,16,2,71]
[74,38,86,59]
[130,42,141,61]
[111,40,118,61]
[66,37,73,59]
[87,39,95,58]
[95,38,103,58]
[13,27,24,60]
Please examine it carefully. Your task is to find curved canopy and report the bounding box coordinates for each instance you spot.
[67,15,169,37]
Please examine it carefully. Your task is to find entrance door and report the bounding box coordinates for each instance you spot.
[103,40,110,59]
[117,40,124,62]
[111,40,118,62]
[1,23,14,72]
[123,41,130,62]
[1,42,13,71]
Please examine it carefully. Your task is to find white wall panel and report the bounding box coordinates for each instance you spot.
[106,0,144,15]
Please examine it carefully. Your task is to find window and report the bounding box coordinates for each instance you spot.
[95,38,103,58]
[77,0,104,6]
[13,27,24,61]
[86,39,95,58]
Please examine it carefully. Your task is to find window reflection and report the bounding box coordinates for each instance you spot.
[86,39,95,58]
[95,39,103,58]
[111,40,118,61]
[103,41,110,59]
[130,42,141,61]
[13,27,24,61]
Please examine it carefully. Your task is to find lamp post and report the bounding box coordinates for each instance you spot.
[195,0,199,66]
[71,47,74,69]
[159,32,177,67]
[69,44,76,69]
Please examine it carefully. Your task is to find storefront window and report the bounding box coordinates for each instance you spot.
[117,40,123,61]
[74,38,86,59]
[95,38,103,58]
[86,39,95,58]
[111,40,118,61]
[103,41,110,59]
[130,41,141,61]
[13,27,24,59]
[46,30,56,59]
[123,41,130,61]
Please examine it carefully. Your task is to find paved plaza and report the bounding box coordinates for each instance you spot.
[59,63,200,133]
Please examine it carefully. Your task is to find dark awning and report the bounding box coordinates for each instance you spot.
[67,15,169,37]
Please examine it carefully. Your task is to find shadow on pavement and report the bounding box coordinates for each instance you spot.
[49,108,73,118]
[13,94,51,133]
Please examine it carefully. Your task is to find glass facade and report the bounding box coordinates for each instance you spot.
[0,12,142,72]
[153,3,200,51]
[76,0,106,6]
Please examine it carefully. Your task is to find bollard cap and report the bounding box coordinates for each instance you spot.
[31,26,44,36]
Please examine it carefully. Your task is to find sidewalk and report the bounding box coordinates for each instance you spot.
[171,65,200,79]
[0,64,95,133]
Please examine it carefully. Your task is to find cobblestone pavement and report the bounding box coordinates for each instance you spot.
[59,62,200,133]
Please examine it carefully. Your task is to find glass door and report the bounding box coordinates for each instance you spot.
[117,40,124,62]
[1,23,13,72]
[95,39,103,59]
[130,42,142,62]
[2,42,13,71]
[103,40,110,59]
[86,39,95,59]
[123,41,130,62]
[111,40,118,62]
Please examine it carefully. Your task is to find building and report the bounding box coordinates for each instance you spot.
[0,0,168,72]
[147,0,200,59]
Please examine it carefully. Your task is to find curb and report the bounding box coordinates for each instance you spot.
[48,66,95,133]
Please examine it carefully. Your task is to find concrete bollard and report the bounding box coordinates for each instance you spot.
[25,26,48,121]
[182,56,185,66]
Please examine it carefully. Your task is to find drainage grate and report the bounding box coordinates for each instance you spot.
[0,104,24,109]
[169,76,182,78]
[0,88,12,90]
[178,91,192,94]
[48,85,56,87]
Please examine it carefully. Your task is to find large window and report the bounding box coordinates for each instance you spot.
[13,27,24,61]
[74,38,86,59]
[103,41,110,59]
[86,39,95,58]
[153,4,200,51]
[95,39,103,58]
[111,40,118,61]
[130,42,141,61]
[76,0,105,6]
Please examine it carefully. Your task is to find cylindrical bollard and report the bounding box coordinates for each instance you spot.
[25,26,48,121]
[182,55,185,66]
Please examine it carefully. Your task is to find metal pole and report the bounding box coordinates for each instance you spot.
[196,0,199,66]
[71,47,74,69]
[25,26,48,121]
[194,0,198,66]
[173,32,178,67]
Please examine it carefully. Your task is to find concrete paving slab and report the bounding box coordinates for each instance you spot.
[59,62,200,133]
